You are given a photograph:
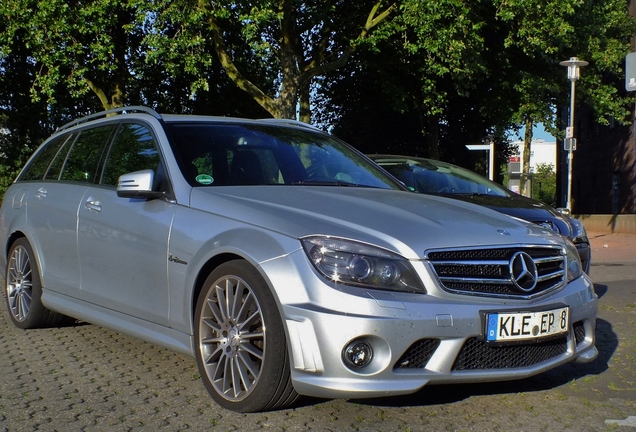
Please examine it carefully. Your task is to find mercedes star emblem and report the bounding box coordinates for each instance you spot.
[510,251,538,292]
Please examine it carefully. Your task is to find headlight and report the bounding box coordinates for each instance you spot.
[568,217,588,244]
[301,236,425,293]
[565,240,582,282]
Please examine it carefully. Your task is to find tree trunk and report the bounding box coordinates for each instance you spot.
[85,6,130,111]
[299,79,311,123]
[519,116,534,197]
[110,6,130,109]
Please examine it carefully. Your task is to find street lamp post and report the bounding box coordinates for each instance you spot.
[560,57,588,212]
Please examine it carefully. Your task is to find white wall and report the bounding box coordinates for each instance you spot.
[509,139,556,171]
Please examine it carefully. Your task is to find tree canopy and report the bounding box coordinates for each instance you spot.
[0,0,633,195]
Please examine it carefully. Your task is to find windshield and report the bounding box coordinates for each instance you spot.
[374,157,511,197]
[165,122,402,189]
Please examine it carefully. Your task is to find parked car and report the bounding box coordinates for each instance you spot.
[1,107,597,413]
[369,154,591,273]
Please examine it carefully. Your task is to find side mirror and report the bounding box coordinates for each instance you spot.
[117,169,164,199]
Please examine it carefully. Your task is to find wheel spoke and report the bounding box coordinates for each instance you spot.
[237,310,261,332]
[18,292,31,320]
[201,316,223,334]
[235,291,254,322]
[215,280,231,322]
[7,265,19,283]
[238,338,264,359]
[233,354,255,395]
[202,344,224,363]
[226,279,238,318]
[212,355,231,394]
[237,349,260,377]
[230,357,244,398]
[18,249,29,275]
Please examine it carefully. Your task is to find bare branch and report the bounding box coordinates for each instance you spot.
[300,1,396,83]
[85,77,111,111]
[204,7,281,117]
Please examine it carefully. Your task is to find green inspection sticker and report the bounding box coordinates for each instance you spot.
[195,174,214,185]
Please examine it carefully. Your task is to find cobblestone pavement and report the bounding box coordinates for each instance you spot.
[1,233,634,431]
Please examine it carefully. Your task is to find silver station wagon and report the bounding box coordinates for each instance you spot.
[0,107,598,412]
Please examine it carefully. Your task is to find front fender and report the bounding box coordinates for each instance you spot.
[166,206,300,336]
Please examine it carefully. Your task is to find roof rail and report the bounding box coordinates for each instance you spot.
[56,106,162,132]
[257,118,322,131]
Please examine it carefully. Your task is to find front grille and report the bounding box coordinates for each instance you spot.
[452,337,567,370]
[427,246,566,298]
[394,339,440,369]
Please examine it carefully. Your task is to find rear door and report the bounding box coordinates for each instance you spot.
[23,126,114,296]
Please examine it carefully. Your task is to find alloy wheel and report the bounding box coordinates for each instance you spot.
[6,245,33,322]
[198,275,265,401]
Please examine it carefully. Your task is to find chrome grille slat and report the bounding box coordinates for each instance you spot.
[427,245,566,299]
[430,259,509,266]
[537,269,565,283]
[535,256,564,265]
[438,276,510,285]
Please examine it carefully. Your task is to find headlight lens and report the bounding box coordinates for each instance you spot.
[301,236,425,293]
[568,217,588,244]
[565,240,582,282]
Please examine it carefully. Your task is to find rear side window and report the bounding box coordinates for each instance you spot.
[60,125,115,183]
[19,133,74,181]
[101,123,161,186]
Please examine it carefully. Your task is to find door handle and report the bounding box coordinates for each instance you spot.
[85,197,102,212]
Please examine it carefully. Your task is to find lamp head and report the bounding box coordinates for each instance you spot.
[560,57,589,82]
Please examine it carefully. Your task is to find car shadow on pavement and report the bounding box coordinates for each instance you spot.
[346,318,617,409]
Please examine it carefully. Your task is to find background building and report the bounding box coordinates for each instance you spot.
[507,139,557,194]
[559,105,636,216]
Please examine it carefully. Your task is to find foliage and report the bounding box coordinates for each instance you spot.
[532,163,557,207]
[0,28,52,197]
[0,0,633,194]
[493,0,634,195]
[146,0,397,120]
[0,0,153,111]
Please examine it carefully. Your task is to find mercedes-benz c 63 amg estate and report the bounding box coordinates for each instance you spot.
[0,107,598,412]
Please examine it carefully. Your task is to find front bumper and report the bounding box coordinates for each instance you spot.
[575,241,592,274]
[261,252,598,399]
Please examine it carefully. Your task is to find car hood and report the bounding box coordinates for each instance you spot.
[439,193,572,236]
[190,186,564,259]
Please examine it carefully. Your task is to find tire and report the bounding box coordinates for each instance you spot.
[5,238,66,329]
[194,260,299,412]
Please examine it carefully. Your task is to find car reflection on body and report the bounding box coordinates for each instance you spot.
[369,154,591,274]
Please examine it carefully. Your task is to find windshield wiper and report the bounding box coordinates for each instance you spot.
[292,180,375,188]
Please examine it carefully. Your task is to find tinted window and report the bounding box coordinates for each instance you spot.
[19,133,74,181]
[101,123,161,186]
[60,125,115,183]
[44,135,76,181]
[165,123,400,189]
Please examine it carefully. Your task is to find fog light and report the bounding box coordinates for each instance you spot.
[342,339,373,369]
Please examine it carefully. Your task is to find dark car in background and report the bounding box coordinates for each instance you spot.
[370,154,591,273]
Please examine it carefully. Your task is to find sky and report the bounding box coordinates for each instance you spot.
[512,123,556,141]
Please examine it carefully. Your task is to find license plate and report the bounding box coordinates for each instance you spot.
[486,306,569,342]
